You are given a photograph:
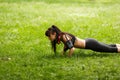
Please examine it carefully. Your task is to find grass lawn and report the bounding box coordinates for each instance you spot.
[0,0,120,80]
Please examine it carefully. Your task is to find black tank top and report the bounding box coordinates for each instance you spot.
[66,33,76,45]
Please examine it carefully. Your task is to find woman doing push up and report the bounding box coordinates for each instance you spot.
[45,25,120,57]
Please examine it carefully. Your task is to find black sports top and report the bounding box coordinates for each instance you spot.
[64,33,76,51]
[68,33,76,45]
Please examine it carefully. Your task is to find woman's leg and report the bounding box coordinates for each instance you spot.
[85,38,118,53]
[111,44,120,53]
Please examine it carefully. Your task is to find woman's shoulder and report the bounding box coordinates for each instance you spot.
[61,32,76,42]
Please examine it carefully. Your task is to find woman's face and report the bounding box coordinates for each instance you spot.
[48,32,56,41]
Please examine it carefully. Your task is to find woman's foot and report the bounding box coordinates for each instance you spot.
[116,44,120,47]
[118,47,120,53]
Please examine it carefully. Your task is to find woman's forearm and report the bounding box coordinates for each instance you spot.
[68,47,75,57]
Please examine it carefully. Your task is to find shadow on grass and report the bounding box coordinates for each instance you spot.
[75,51,117,58]
[42,51,118,59]
[41,54,66,59]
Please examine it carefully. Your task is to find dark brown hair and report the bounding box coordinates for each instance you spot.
[45,25,75,54]
[45,25,62,53]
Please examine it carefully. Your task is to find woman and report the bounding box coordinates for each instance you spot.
[45,25,120,57]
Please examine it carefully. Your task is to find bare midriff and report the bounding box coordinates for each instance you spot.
[74,37,86,49]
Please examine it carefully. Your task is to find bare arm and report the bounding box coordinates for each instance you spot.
[68,47,75,57]
[62,45,68,56]
[62,34,75,57]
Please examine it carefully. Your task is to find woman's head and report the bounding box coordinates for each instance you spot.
[45,25,62,53]
[45,25,61,41]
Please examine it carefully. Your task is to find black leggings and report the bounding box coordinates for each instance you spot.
[85,38,118,53]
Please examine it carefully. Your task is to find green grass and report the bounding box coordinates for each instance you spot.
[0,0,120,80]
